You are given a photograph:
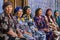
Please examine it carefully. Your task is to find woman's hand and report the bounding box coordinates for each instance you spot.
[24,31,32,36]
[43,28,50,32]
[17,32,24,38]
[34,28,38,31]
[7,29,18,37]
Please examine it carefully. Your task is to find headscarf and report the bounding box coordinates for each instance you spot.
[3,1,12,10]
[14,6,22,13]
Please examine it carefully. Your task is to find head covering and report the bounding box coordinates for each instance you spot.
[14,6,22,13]
[54,10,59,17]
[23,6,30,11]
[2,2,12,10]
[54,10,58,13]
[23,6,30,15]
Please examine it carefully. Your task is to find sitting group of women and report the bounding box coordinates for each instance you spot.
[0,2,60,40]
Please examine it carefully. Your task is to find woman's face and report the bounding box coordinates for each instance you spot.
[26,8,31,15]
[4,5,13,14]
[38,9,42,16]
[17,9,23,17]
[55,12,59,17]
[47,10,52,16]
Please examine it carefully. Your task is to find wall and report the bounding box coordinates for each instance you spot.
[57,0,60,12]
[28,0,56,17]
[0,0,3,13]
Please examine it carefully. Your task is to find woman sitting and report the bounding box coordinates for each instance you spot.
[54,10,60,31]
[45,9,60,40]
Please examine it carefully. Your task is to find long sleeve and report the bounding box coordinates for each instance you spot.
[0,14,10,33]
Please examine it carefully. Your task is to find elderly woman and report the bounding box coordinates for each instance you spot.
[0,2,26,40]
[0,2,17,40]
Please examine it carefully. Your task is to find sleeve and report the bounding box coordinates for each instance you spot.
[44,16,50,25]
[27,29,32,33]
[0,15,10,33]
[58,17,60,27]
[34,17,40,26]
[44,16,48,23]
[16,23,20,29]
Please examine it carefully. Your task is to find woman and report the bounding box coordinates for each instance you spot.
[14,6,35,40]
[23,6,34,38]
[45,9,58,30]
[23,6,32,21]
[54,10,60,28]
[0,2,18,40]
[45,9,60,40]
[14,6,25,38]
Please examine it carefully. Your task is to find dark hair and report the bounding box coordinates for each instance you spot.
[23,6,30,15]
[35,8,42,16]
[14,6,22,13]
[45,9,52,16]
[45,9,54,22]
[2,1,12,10]
[54,10,58,17]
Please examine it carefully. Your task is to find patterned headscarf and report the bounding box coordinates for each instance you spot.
[14,6,22,13]
[23,6,30,15]
[3,2,12,10]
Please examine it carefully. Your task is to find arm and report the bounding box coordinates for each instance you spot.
[24,30,32,36]
[44,16,57,30]
[0,16,18,37]
[16,28,24,38]
[7,29,18,37]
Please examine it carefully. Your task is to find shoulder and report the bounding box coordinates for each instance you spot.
[34,16,37,19]
[43,16,48,21]
[42,15,44,17]
[0,12,5,20]
[58,16,60,19]
[34,16,39,21]
[0,12,5,17]
[23,14,27,17]
[12,16,18,22]
[21,17,25,22]
[44,16,47,18]
[13,16,17,19]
